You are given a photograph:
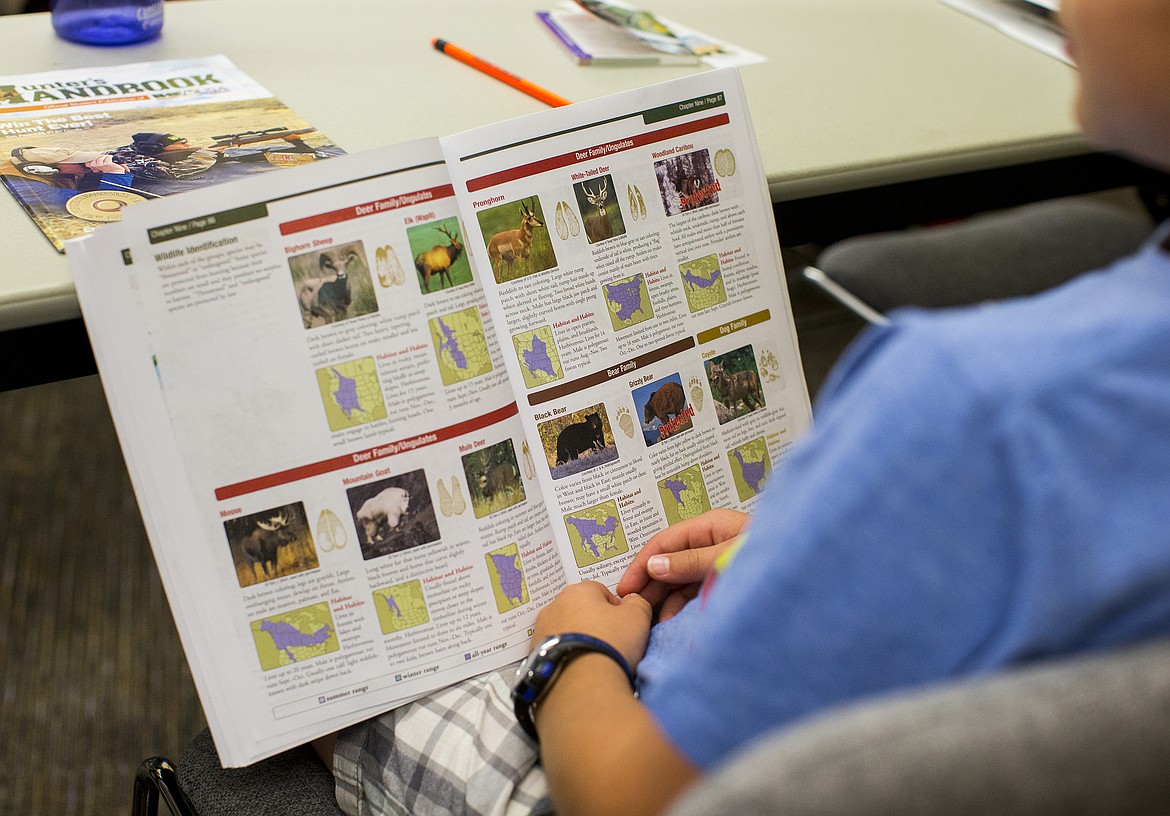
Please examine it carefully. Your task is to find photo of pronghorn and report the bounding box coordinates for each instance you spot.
[406,216,473,294]
[571,174,625,245]
[704,344,766,425]
[289,239,378,329]
[653,148,720,216]
[346,469,441,561]
[223,501,319,588]
[476,197,556,284]
[461,438,526,518]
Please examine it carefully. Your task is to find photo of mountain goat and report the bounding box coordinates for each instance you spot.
[346,468,440,560]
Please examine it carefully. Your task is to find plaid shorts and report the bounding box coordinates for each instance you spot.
[333,666,553,816]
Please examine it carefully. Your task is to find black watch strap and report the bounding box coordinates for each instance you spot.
[512,633,636,741]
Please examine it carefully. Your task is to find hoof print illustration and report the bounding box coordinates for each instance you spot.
[714,149,737,177]
[631,184,647,220]
[437,478,454,517]
[317,508,347,552]
[450,475,467,515]
[554,201,570,241]
[522,440,537,480]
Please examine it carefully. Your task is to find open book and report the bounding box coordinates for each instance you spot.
[70,67,811,767]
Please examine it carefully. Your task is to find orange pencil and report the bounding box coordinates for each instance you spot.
[432,38,572,108]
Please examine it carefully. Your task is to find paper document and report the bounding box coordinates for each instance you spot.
[70,67,809,766]
[939,0,1069,64]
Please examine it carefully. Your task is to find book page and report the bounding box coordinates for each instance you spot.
[71,140,563,766]
[442,68,811,588]
[0,56,343,251]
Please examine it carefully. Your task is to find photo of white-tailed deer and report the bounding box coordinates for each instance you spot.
[487,198,545,281]
[582,178,614,243]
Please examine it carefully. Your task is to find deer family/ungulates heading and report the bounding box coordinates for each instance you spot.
[582,178,613,243]
[487,198,544,281]
[414,223,463,292]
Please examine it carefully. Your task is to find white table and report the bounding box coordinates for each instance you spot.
[0,0,1113,358]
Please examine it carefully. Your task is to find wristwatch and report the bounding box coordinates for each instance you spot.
[511,633,636,741]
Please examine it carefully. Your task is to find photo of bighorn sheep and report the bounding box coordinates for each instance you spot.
[572,174,625,245]
[288,239,378,329]
[406,216,473,294]
[476,196,556,284]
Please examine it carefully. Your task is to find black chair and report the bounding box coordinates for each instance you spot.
[803,195,1155,323]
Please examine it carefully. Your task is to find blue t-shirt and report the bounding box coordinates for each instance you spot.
[638,227,1170,770]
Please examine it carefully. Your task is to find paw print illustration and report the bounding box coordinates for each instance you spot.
[688,376,705,413]
[616,405,635,438]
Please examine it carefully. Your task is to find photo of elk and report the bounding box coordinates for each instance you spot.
[476,196,557,284]
[223,501,319,588]
[632,373,694,447]
[704,345,766,425]
[406,216,473,294]
[345,468,440,561]
[653,148,720,216]
[571,174,626,245]
[288,239,378,329]
[537,402,619,480]
[461,438,526,519]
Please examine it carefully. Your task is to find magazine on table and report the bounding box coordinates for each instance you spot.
[0,55,342,251]
[69,66,811,767]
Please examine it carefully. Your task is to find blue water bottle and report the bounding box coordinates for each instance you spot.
[51,0,164,46]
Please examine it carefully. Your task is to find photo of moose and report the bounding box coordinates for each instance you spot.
[571,174,626,245]
[346,468,440,560]
[406,216,473,294]
[653,148,720,216]
[476,196,557,284]
[632,373,694,447]
[461,438,526,519]
[704,344,766,425]
[537,402,619,480]
[223,501,319,588]
[288,239,378,329]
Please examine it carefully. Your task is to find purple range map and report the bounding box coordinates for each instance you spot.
[604,276,647,322]
[259,619,334,662]
[489,552,525,606]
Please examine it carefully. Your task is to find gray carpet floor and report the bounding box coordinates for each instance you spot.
[0,374,206,816]
[0,258,858,815]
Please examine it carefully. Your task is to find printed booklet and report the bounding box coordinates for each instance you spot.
[0,56,342,251]
[70,67,812,767]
